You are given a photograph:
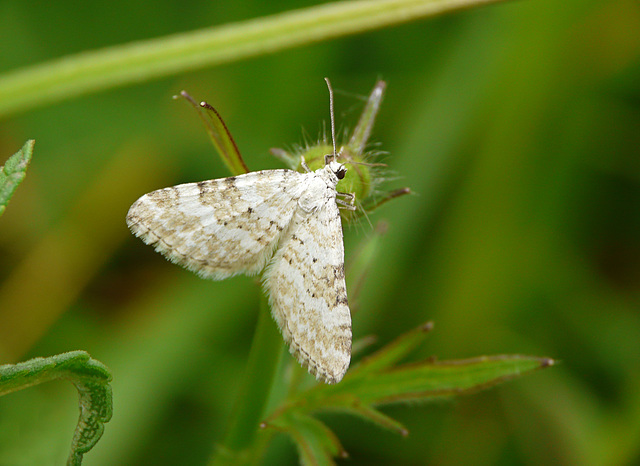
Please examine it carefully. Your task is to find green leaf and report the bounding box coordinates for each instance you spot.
[269,412,347,466]
[341,402,409,436]
[349,321,435,376]
[0,140,34,217]
[0,351,113,466]
[262,322,554,464]
[176,91,249,176]
[309,356,553,409]
[342,354,555,405]
[294,325,553,410]
[347,80,386,156]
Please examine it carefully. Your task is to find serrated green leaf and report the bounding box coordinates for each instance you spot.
[345,355,555,405]
[0,351,113,465]
[0,140,34,217]
[267,323,554,447]
[269,412,346,466]
[266,353,554,462]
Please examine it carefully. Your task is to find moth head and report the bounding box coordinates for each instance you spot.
[326,157,347,180]
[334,162,347,180]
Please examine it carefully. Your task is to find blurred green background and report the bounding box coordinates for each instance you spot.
[1,0,639,464]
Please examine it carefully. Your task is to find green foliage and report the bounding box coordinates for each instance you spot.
[176,92,250,176]
[0,0,636,464]
[270,411,347,465]
[210,300,551,464]
[0,141,114,463]
[0,351,113,465]
[0,140,34,217]
[260,324,551,465]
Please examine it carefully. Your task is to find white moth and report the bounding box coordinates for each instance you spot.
[126,81,355,383]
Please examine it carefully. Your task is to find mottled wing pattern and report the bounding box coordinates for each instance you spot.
[264,198,352,384]
[126,169,304,279]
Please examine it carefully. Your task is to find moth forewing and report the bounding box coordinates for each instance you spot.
[126,170,303,280]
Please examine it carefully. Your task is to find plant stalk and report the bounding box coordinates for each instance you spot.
[210,291,283,465]
[0,0,506,118]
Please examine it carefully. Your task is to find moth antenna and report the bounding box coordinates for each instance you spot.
[324,77,337,161]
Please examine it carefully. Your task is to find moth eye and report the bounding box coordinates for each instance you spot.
[336,166,347,180]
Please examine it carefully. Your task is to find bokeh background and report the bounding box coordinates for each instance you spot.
[1,0,639,464]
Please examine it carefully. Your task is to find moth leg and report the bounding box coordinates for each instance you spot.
[336,191,356,211]
[300,156,312,173]
[337,191,355,201]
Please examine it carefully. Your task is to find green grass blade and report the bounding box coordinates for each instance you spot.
[0,0,508,117]
[0,351,113,465]
[0,140,34,217]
